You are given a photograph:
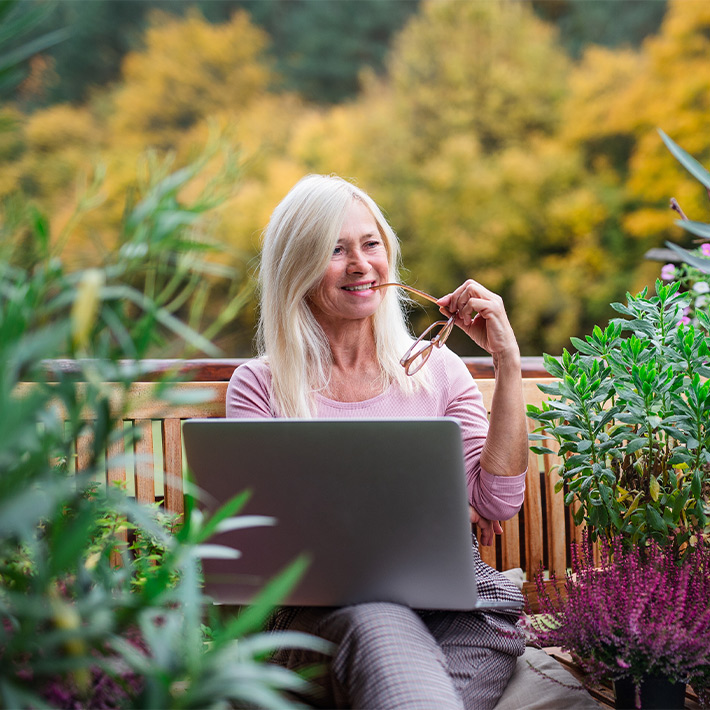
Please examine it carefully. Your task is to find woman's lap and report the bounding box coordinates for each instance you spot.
[269,602,522,710]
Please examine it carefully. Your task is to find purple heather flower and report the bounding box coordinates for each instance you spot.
[701,243,710,257]
[525,534,710,690]
[661,264,676,281]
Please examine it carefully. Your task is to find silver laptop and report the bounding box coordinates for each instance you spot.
[182,418,521,612]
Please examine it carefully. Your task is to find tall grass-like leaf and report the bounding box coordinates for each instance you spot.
[666,241,710,274]
[659,128,710,190]
[675,220,710,241]
[214,555,312,643]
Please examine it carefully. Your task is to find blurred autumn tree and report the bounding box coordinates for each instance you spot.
[23,0,419,107]
[562,0,710,287]
[236,0,621,354]
[531,0,666,58]
[6,0,708,358]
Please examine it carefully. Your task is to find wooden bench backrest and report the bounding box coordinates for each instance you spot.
[24,369,575,582]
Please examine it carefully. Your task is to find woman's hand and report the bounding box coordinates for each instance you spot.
[469,505,503,546]
[437,279,519,362]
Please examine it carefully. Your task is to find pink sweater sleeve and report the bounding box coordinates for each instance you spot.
[442,352,526,521]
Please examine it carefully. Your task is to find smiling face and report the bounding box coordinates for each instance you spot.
[307,198,389,331]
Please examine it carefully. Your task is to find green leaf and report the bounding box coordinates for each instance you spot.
[553,425,582,437]
[195,489,252,544]
[542,353,564,378]
[573,506,585,526]
[625,438,648,454]
[659,128,710,190]
[609,302,634,317]
[665,242,710,275]
[691,470,702,498]
[676,220,710,241]
[213,554,311,641]
[569,337,598,356]
[0,26,71,75]
[646,506,668,534]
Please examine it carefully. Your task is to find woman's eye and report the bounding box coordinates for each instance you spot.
[333,245,344,255]
[366,240,381,249]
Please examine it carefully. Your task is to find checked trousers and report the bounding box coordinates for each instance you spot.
[268,542,525,710]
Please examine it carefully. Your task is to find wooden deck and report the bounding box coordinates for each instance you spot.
[545,649,702,709]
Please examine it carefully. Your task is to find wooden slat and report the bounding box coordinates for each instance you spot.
[523,427,545,580]
[163,418,184,518]
[478,534,497,568]
[545,449,568,578]
[106,429,126,490]
[134,419,155,505]
[107,433,128,568]
[76,428,93,472]
[522,578,568,614]
[477,378,494,410]
[501,515,520,571]
[22,373,577,583]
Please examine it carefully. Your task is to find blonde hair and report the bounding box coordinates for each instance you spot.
[257,174,426,418]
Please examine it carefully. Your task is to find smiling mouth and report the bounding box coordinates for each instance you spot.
[342,282,375,292]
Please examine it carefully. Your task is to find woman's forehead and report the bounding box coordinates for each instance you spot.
[338,200,379,237]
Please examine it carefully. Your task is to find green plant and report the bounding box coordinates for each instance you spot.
[527,280,710,555]
[0,147,326,708]
[656,129,710,321]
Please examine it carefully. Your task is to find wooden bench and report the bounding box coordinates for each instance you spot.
[30,357,581,599]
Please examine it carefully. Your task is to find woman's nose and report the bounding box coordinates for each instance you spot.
[346,248,369,273]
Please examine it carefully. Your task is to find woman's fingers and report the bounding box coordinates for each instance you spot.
[469,505,503,547]
[439,280,517,355]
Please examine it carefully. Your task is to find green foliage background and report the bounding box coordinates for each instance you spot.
[3,0,709,358]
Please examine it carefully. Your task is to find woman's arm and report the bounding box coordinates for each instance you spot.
[438,280,528,478]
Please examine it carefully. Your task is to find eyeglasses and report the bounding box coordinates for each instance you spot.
[372,282,455,375]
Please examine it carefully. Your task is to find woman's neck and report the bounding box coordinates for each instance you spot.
[318,318,387,402]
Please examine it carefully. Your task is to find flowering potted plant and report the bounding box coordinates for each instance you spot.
[525,535,710,709]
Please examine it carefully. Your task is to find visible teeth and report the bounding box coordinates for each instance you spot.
[343,284,373,291]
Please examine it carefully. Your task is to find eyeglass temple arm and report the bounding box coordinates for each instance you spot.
[372,282,441,307]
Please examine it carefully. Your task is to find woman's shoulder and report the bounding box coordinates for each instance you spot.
[229,357,271,386]
[427,343,472,380]
[226,357,273,417]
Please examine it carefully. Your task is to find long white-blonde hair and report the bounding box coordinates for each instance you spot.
[257,174,427,418]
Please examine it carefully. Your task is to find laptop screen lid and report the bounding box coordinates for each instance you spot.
[182,418,520,612]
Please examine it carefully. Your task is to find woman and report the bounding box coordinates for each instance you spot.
[227,174,529,710]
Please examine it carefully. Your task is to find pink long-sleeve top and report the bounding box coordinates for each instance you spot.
[225,345,526,521]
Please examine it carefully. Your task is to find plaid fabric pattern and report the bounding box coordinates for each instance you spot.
[269,538,524,709]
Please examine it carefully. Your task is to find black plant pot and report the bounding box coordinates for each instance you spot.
[614,675,686,710]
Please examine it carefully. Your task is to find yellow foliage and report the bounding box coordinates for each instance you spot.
[110,9,273,149]
[388,0,569,157]
[25,104,99,152]
[216,157,307,256]
[562,46,645,145]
